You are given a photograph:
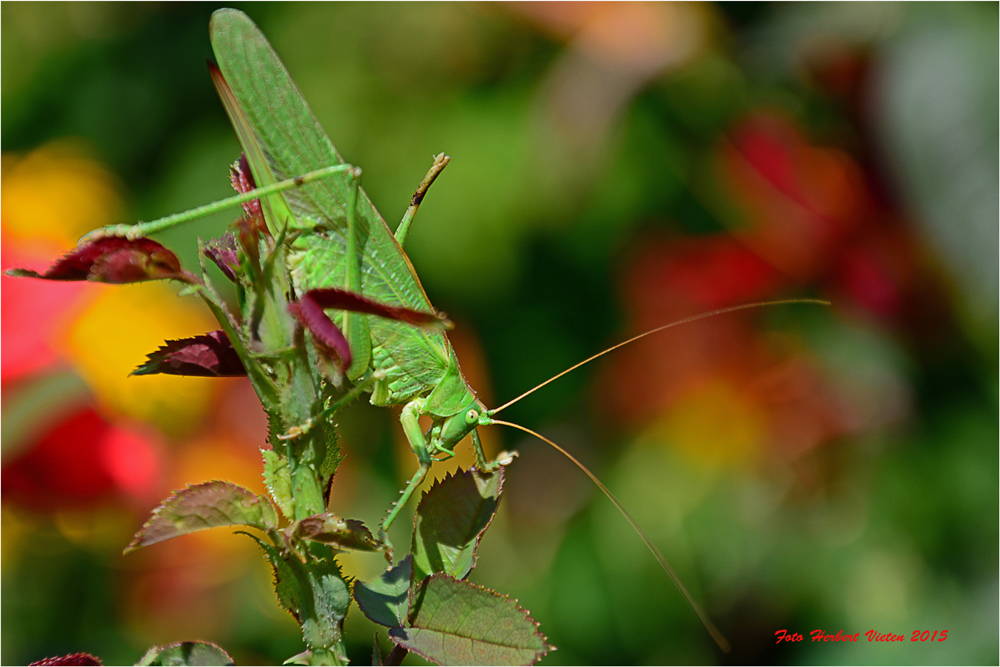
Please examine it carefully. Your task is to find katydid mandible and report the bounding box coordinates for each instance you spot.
[104,9,828,653]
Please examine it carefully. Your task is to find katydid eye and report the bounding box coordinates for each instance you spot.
[465,409,479,424]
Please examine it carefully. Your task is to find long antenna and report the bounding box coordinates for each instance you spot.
[489,418,732,653]
[484,298,831,652]
[490,298,830,416]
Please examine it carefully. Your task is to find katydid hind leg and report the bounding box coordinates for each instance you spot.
[395,153,450,247]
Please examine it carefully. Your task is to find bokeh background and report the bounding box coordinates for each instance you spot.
[2,3,997,665]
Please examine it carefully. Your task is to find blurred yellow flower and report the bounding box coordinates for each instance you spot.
[168,434,268,580]
[53,506,138,551]
[1,141,123,250]
[62,282,220,435]
[174,433,267,498]
[1,506,30,572]
[655,379,767,466]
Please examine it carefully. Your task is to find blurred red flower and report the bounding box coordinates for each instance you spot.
[1,231,90,383]
[3,405,162,511]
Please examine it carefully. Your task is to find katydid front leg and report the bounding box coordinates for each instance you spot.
[471,429,500,472]
[379,398,434,556]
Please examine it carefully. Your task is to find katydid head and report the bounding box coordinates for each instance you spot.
[435,396,487,451]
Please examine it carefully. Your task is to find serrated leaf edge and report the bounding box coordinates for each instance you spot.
[237,530,303,625]
[409,467,504,589]
[395,573,553,665]
[124,480,277,554]
[136,639,234,666]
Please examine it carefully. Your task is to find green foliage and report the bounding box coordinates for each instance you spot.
[243,533,351,664]
[261,448,295,519]
[353,467,550,665]
[354,558,412,629]
[410,468,503,582]
[6,8,539,665]
[391,575,550,665]
[136,641,234,666]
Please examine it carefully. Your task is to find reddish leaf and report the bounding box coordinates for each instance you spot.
[204,233,239,282]
[235,213,265,271]
[125,481,277,553]
[230,153,262,221]
[289,292,353,369]
[30,653,102,666]
[5,237,192,284]
[305,288,452,330]
[292,513,382,552]
[132,330,246,377]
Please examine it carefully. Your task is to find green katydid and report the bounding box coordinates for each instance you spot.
[86,8,831,653]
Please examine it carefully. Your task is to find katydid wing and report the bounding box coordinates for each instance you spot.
[208,9,493,538]
[206,8,744,650]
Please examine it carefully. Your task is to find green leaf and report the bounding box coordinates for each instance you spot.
[242,532,350,655]
[390,574,552,666]
[262,448,295,518]
[125,481,277,553]
[318,417,342,486]
[135,641,234,666]
[411,467,504,582]
[244,533,303,620]
[299,560,351,655]
[353,556,412,628]
[293,513,382,552]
